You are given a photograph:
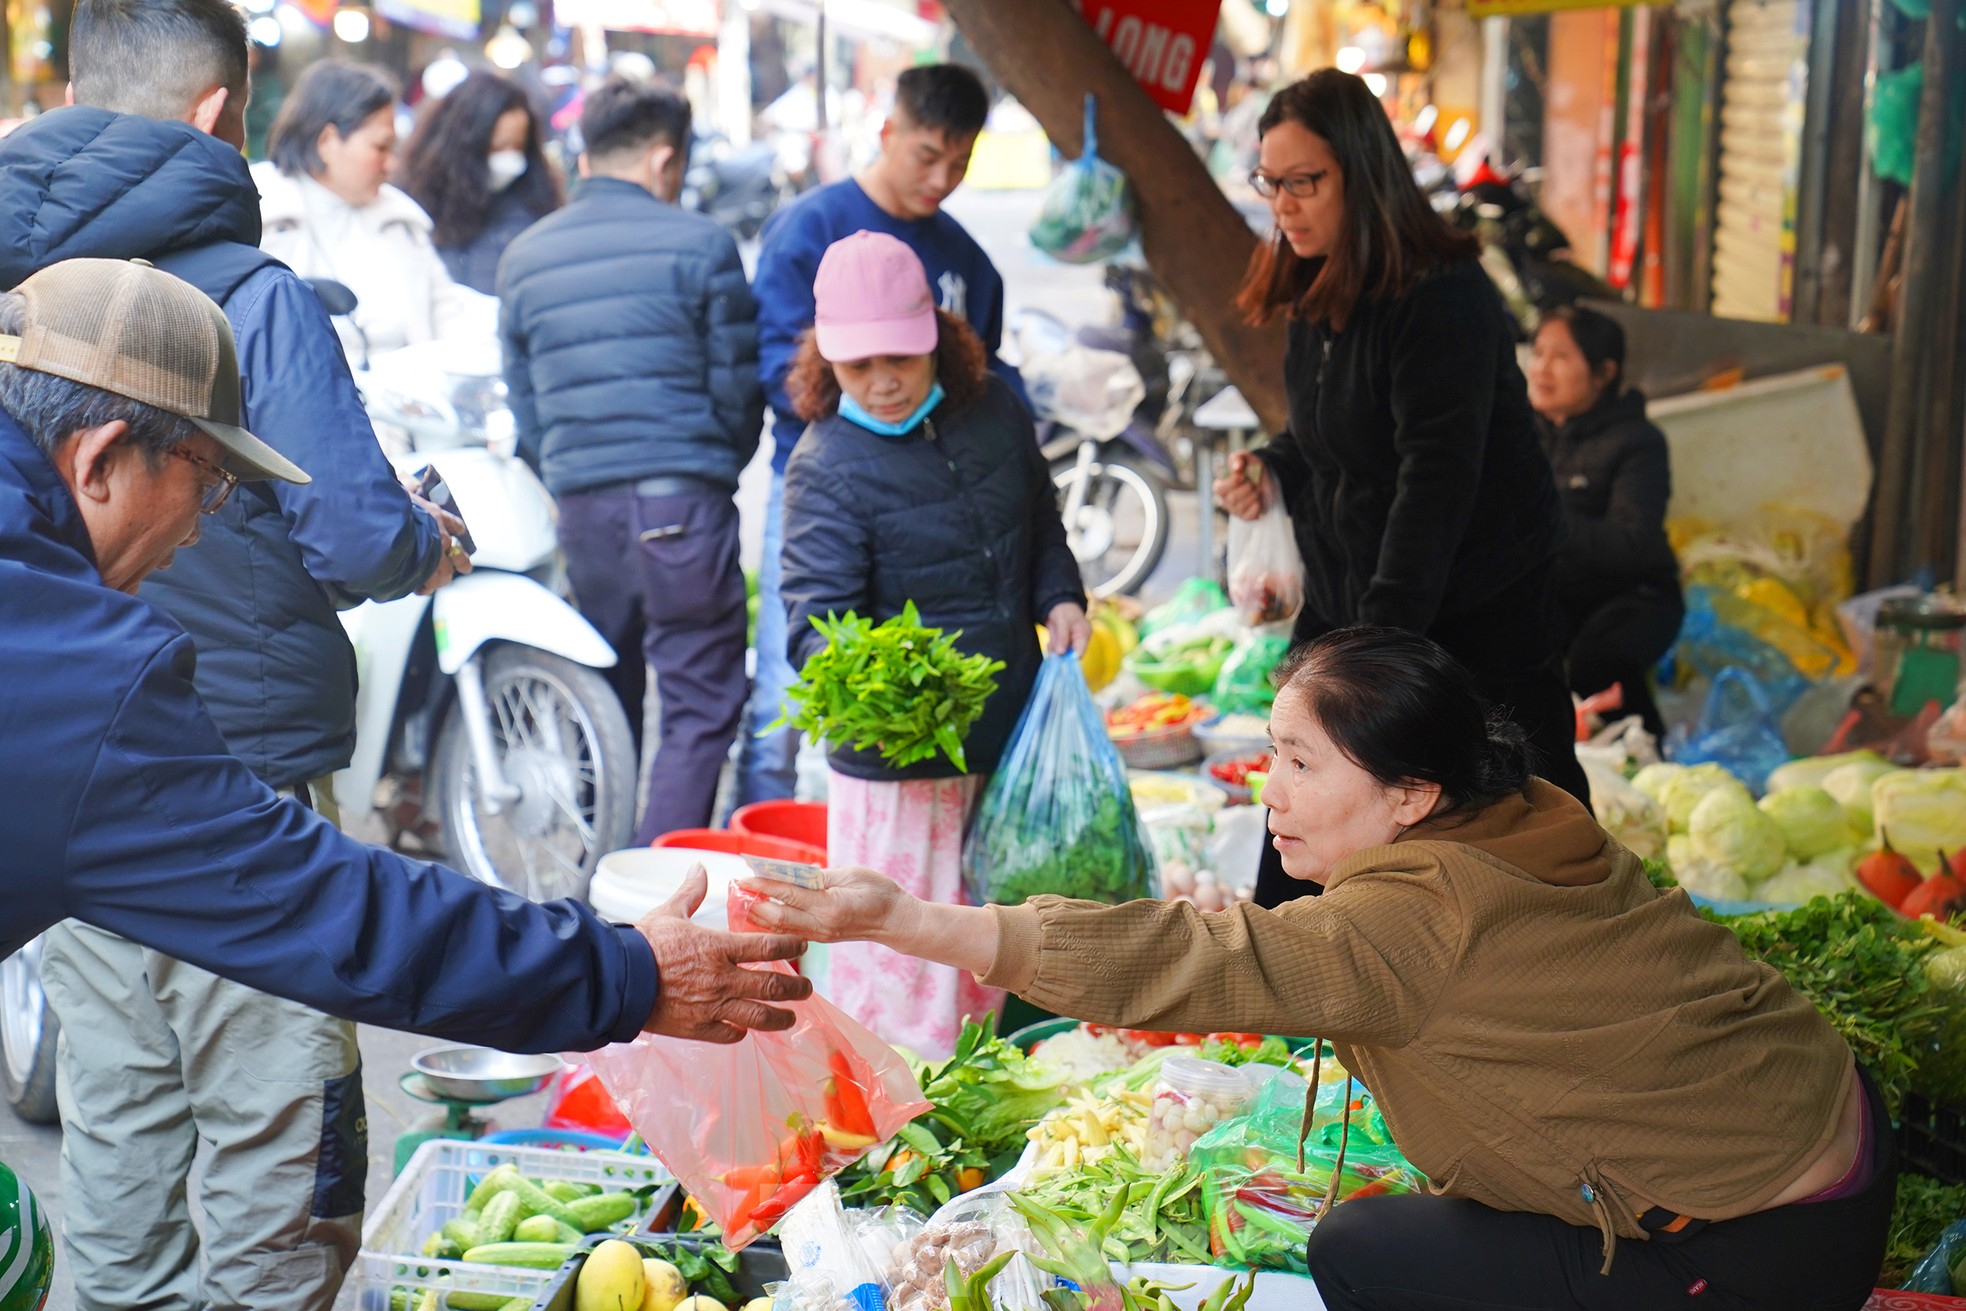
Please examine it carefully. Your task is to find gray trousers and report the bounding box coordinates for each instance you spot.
[39,780,365,1311]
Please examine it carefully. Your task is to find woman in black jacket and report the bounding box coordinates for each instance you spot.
[1529,306,1683,737]
[1212,70,1587,905]
[399,70,563,295]
[780,231,1086,1056]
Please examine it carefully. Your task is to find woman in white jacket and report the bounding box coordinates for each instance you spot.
[253,61,494,362]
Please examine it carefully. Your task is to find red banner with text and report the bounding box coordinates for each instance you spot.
[1068,0,1223,116]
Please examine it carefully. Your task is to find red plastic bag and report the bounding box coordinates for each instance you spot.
[542,1062,632,1139]
[585,886,928,1248]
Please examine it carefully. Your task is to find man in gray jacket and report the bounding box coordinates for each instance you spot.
[500,77,763,841]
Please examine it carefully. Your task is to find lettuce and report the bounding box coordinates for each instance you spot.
[1822,758,1904,838]
[1689,786,1788,883]
[1655,763,1753,835]
[1759,786,1849,860]
[1766,750,1890,797]
[1873,769,1966,870]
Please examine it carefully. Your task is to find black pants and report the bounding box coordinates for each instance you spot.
[557,484,748,844]
[1255,562,1589,908]
[1562,585,1685,740]
[1306,1071,1896,1311]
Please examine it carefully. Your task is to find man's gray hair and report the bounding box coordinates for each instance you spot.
[0,293,204,463]
[69,0,250,121]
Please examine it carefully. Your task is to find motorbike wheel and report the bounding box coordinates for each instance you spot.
[430,645,637,904]
[1,937,59,1125]
[1052,453,1170,599]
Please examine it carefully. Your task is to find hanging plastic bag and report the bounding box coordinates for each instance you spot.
[1029,95,1137,265]
[1665,667,1791,795]
[585,876,929,1249]
[1211,626,1292,715]
[1138,577,1231,640]
[964,652,1157,907]
[1225,472,1304,627]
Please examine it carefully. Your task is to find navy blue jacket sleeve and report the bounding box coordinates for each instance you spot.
[498,253,545,476]
[63,637,657,1053]
[753,212,824,428]
[702,227,764,466]
[235,270,444,606]
[780,451,872,671]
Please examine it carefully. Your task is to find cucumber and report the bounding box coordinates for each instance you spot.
[444,1295,527,1311]
[420,1230,460,1259]
[512,1214,563,1244]
[466,1164,521,1212]
[543,1180,601,1202]
[566,1191,639,1233]
[442,1218,483,1253]
[477,1191,524,1245]
[460,1240,580,1269]
[503,1175,583,1230]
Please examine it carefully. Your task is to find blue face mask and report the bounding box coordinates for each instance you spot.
[839,382,945,437]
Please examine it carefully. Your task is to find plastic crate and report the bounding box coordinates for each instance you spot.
[353,1139,676,1310]
[1899,1092,1966,1185]
[356,1257,554,1311]
[529,1235,789,1311]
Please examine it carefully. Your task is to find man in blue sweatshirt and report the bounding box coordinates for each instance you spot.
[739,63,1020,805]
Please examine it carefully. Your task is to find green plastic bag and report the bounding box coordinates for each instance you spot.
[1193,1075,1425,1271]
[1138,578,1230,641]
[1211,628,1292,715]
[1029,95,1137,265]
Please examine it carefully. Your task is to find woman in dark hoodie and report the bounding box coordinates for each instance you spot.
[1528,306,1683,737]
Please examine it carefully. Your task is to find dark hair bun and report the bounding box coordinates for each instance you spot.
[1475,714,1535,799]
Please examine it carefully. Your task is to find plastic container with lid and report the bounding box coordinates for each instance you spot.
[1142,1057,1255,1171]
[586,846,743,927]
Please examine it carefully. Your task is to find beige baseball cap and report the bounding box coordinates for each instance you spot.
[0,258,308,484]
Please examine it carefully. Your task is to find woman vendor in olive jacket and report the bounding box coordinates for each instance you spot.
[1211,72,1587,907]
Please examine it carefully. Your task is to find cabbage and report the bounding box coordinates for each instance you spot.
[1822,758,1904,837]
[1655,763,1753,835]
[1872,768,1966,869]
[1758,787,1849,860]
[1667,833,1755,902]
[1584,760,1667,860]
[1766,750,1890,797]
[1632,762,1686,803]
[1805,846,1863,879]
[1756,860,1853,907]
[1689,786,1788,883]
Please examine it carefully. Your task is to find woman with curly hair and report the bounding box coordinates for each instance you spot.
[400,69,564,294]
[779,230,1086,1057]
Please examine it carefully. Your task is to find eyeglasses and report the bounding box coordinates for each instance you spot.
[167,443,239,514]
[1249,169,1331,200]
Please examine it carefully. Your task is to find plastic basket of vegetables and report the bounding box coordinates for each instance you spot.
[1106,694,1210,770]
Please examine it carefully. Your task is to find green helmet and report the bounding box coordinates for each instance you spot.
[0,1161,52,1311]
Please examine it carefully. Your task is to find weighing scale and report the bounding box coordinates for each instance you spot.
[392,1046,563,1174]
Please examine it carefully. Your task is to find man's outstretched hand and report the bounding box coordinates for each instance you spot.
[636,864,812,1043]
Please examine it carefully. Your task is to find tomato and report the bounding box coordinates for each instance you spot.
[1171,1032,1205,1046]
[1119,1028,1177,1047]
[1208,1032,1266,1049]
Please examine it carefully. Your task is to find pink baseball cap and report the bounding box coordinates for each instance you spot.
[813,231,939,362]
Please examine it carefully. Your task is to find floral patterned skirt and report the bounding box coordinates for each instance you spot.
[824,770,1005,1059]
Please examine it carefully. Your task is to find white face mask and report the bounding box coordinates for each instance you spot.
[487,149,528,191]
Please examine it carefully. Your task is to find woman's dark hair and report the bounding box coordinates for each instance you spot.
[1272,626,1536,815]
[786,309,990,422]
[268,61,396,178]
[1541,305,1626,390]
[1235,70,1478,329]
[401,69,563,249]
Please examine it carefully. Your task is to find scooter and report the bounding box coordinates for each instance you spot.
[683,126,795,241]
[1447,162,1620,337]
[336,332,638,904]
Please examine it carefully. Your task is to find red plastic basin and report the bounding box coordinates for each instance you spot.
[728,800,829,862]
[650,827,824,866]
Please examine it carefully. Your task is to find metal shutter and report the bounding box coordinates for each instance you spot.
[1710,0,1806,322]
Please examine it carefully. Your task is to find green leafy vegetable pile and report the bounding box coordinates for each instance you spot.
[835,1020,1068,1213]
[776,603,1004,772]
[1709,891,1945,1112]
[1886,1175,1966,1287]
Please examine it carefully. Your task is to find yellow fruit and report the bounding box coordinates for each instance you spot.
[577,1238,646,1311]
[742,1300,774,1311]
[641,1258,689,1311]
[1081,624,1120,691]
[677,1297,729,1311]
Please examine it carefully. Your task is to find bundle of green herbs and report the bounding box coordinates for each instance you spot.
[776,603,1004,772]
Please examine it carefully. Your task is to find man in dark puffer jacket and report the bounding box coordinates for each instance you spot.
[499,77,763,839]
[0,1,462,1306]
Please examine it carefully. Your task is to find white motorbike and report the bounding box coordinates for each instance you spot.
[336,334,638,903]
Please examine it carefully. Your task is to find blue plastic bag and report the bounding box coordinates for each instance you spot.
[1902,1217,1966,1294]
[963,652,1157,906]
[1028,95,1137,265]
[1674,586,1810,714]
[1665,668,1792,795]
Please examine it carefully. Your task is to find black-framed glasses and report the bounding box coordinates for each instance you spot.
[1249,168,1330,200]
[167,443,239,514]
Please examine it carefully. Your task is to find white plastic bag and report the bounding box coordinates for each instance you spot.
[1226,498,1304,627]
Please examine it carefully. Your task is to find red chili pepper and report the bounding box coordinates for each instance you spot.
[1345,1179,1396,1199]
[826,1050,877,1137]
[722,1163,781,1191]
[747,1169,818,1229]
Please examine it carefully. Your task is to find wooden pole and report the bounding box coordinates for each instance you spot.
[941,0,1289,433]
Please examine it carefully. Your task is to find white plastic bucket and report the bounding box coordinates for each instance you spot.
[587,847,743,928]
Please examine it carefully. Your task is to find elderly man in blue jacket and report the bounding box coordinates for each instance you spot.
[0,258,810,1311]
[499,76,763,842]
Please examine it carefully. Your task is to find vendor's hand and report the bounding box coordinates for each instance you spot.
[637,864,813,1043]
[737,866,914,948]
[412,493,474,595]
[1212,451,1270,522]
[1046,601,1093,656]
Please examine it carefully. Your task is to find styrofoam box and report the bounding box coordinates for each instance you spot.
[353,1138,671,1311]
